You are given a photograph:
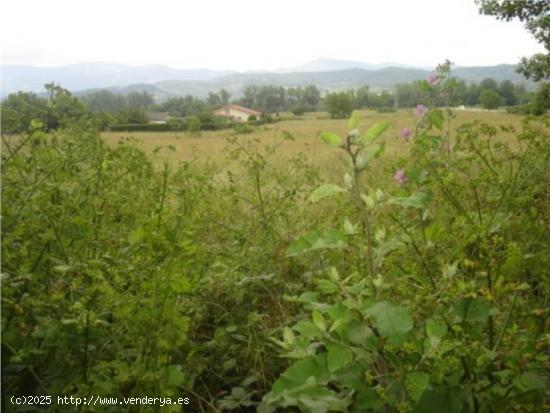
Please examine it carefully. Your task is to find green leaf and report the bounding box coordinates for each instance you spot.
[326,343,353,372]
[318,279,339,294]
[513,372,546,394]
[167,365,186,386]
[356,143,384,169]
[312,310,327,332]
[348,110,360,129]
[345,321,374,346]
[407,372,430,401]
[286,229,347,257]
[426,318,447,339]
[453,298,491,323]
[319,132,343,147]
[415,387,463,413]
[343,218,356,235]
[360,193,376,209]
[355,386,383,410]
[294,321,322,339]
[283,327,295,345]
[309,184,346,203]
[269,355,331,397]
[389,191,429,209]
[365,301,413,344]
[356,121,391,145]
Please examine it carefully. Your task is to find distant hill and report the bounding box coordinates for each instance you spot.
[1,60,535,101]
[275,58,423,72]
[0,62,232,96]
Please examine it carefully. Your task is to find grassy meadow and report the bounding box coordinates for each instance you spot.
[101,109,526,166]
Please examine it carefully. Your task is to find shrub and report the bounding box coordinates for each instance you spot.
[325,92,354,118]
[479,89,504,109]
[232,123,255,134]
[109,123,173,131]
[186,115,201,132]
[290,105,306,116]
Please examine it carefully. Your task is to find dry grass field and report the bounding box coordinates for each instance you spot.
[101,109,527,168]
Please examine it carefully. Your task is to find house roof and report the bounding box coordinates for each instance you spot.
[213,104,263,116]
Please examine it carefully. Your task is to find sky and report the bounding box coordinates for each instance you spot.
[0,0,545,71]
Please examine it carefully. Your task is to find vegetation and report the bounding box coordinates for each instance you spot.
[1,3,549,408]
[2,58,549,412]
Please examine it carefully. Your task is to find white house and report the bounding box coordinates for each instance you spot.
[212,104,263,122]
[148,112,170,124]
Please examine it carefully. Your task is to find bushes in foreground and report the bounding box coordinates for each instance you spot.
[2,68,548,413]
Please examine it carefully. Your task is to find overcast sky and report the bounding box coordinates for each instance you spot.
[1,0,545,70]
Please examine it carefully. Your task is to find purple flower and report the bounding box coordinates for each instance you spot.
[415,104,428,117]
[427,72,439,86]
[401,127,411,140]
[394,169,407,185]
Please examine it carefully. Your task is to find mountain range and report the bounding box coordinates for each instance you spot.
[0,58,534,100]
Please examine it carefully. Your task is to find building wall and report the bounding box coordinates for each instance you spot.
[213,107,258,122]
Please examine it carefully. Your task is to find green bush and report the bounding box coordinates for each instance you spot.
[290,105,306,116]
[479,89,504,109]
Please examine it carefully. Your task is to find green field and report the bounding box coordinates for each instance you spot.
[101,109,526,165]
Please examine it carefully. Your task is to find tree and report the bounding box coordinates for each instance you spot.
[126,91,154,109]
[117,108,149,124]
[477,0,549,81]
[354,85,371,108]
[480,77,498,91]
[43,83,86,130]
[498,80,517,106]
[207,91,222,107]
[325,92,354,118]
[186,115,201,132]
[529,82,550,115]
[219,89,231,105]
[479,89,503,109]
[290,105,306,116]
[0,92,49,133]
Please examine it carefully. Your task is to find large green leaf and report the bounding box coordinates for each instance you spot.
[453,298,491,323]
[513,372,547,394]
[270,355,330,397]
[346,321,375,346]
[355,121,391,145]
[265,356,349,412]
[364,301,413,344]
[355,386,383,410]
[347,110,360,129]
[319,132,343,147]
[426,318,447,339]
[309,184,346,203]
[286,229,347,257]
[356,143,384,170]
[326,343,353,372]
[414,386,463,413]
[406,372,431,401]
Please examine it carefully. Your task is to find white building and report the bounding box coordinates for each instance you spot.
[212,104,263,122]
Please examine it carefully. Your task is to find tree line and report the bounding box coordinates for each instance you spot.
[2,76,547,134]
